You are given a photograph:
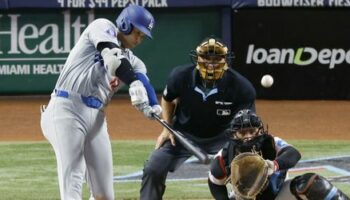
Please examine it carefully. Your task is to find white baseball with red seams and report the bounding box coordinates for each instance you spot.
[261,74,274,88]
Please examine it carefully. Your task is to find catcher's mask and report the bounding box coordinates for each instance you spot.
[230,109,264,140]
[190,38,233,82]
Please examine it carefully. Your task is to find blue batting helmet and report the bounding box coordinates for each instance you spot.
[116,5,155,39]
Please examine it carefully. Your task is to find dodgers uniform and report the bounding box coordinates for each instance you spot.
[41,18,153,199]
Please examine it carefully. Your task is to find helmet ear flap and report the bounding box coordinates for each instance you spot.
[117,17,133,35]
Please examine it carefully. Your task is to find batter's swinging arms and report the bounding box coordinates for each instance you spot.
[40,5,161,200]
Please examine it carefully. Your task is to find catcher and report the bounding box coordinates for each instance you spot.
[208,109,349,200]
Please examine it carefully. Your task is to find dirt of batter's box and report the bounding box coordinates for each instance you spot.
[1,97,350,141]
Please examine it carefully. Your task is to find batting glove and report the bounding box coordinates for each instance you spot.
[151,105,162,116]
[135,103,155,120]
[136,104,162,120]
[129,80,149,106]
[101,47,125,77]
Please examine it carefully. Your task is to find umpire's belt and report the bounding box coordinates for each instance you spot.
[54,89,103,109]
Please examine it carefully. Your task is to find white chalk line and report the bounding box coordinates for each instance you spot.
[113,155,350,183]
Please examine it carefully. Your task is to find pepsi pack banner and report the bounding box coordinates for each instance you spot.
[0,0,231,9]
[232,8,350,99]
[2,0,350,9]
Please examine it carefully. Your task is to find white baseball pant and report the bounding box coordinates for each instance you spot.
[41,92,114,200]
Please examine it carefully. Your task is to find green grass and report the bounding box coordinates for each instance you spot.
[0,140,349,199]
[291,140,350,159]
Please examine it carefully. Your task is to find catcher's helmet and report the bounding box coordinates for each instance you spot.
[190,38,233,81]
[231,109,263,132]
[116,5,155,38]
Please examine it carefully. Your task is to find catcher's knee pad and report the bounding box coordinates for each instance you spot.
[290,172,350,200]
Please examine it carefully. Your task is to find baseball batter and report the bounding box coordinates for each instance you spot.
[40,5,161,200]
[140,38,256,199]
[208,109,349,200]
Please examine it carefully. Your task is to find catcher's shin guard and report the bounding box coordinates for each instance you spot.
[290,173,350,200]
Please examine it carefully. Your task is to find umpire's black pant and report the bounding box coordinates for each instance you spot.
[140,133,229,200]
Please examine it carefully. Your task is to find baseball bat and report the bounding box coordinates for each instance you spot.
[152,114,210,164]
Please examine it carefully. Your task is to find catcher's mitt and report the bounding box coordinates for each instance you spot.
[230,152,269,200]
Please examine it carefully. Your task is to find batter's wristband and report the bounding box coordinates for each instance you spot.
[115,58,137,85]
[135,72,159,106]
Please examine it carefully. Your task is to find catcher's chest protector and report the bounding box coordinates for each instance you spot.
[227,134,277,165]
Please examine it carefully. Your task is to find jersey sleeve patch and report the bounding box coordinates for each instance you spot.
[89,19,119,48]
[106,28,116,37]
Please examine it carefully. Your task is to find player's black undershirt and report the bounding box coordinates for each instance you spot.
[97,42,137,85]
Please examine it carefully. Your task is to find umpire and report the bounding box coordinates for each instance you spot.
[140,37,256,199]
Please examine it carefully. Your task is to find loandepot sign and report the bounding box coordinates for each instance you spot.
[0,10,95,75]
[246,44,350,69]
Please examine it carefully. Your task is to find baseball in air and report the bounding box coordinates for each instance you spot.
[261,74,274,88]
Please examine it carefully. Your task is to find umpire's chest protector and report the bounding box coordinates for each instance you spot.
[177,74,238,137]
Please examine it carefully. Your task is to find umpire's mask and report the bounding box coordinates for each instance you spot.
[191,38,230,82]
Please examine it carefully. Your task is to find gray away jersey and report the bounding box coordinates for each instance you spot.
[55,18,147,105]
